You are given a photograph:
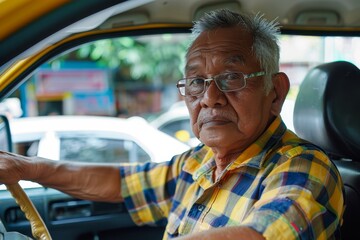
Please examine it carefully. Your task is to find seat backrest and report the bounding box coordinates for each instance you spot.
[293,61,360,240]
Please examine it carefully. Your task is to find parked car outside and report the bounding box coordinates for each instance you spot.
[10,115,189,163]
[1,115,190,191]
[150,101,200,147]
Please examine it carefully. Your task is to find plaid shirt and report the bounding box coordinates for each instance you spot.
[120,116,344,239]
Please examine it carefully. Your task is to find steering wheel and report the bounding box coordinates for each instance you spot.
[5,183,52,240]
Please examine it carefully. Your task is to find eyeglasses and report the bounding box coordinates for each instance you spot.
[176,71,266,96]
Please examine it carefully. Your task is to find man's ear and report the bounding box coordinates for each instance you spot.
[270,72,290,116]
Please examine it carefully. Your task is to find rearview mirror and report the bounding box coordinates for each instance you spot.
[0,114,12,152]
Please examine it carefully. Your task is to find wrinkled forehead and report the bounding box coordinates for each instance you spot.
[185,50,246,73]
[185,27,255,72]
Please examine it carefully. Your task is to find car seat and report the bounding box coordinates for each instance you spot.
[293,61,360,240]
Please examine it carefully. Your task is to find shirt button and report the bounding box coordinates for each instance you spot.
[198,205,205,212]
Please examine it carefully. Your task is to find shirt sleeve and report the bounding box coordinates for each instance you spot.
[242,145,344,240]
[119,150,190,226]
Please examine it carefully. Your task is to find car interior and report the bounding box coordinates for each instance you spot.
[0,0,359,239]
[294,61,360,240]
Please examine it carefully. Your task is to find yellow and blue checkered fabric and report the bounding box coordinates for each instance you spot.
[120,116,344,239]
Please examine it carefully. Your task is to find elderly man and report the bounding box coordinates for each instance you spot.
[0,9,344,240]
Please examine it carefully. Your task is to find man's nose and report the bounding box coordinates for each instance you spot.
[200,81,227,107]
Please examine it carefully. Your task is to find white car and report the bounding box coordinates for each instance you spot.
[6,115,190,190]
[151,101,201,147]
[10,115,190,163]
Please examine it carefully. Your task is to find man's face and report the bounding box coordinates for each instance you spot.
[185,26,279,154]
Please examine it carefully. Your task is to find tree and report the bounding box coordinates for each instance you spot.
[53,34,190,85]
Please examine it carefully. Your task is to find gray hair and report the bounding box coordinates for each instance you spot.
[188,9,281,93]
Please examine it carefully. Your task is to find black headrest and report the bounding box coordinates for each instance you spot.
[294,61,360,160]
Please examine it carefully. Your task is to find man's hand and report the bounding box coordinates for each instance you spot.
[0,151,35,184]
[0,150,122,202]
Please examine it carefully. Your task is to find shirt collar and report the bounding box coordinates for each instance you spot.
[183,116,287,177]
[229,116,287,170]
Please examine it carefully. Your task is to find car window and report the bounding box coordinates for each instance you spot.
[159,119,193,137]
[5,33,359,165]
[60,137,150,163]
[22,34,190,118]
[14,140,40,157]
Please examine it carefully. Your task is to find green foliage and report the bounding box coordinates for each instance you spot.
[54,34,190,84]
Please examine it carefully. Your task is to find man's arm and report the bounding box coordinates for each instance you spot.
[176,226,265,240]
[0,151,122,202]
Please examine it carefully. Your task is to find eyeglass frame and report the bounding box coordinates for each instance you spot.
[176,71,266,96]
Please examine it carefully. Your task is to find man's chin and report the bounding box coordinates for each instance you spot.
[199,134,227,147]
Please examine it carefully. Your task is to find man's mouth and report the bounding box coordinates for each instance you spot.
[200,118,230,128]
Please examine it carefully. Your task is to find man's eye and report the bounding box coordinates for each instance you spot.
[189,78,204,86]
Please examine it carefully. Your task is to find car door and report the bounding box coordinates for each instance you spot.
[0,26,191,240]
